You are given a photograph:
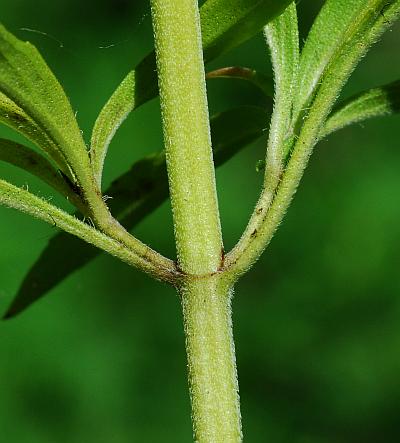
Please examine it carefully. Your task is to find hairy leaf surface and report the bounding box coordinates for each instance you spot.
[200,0,293,61]
[292,0,400,128]
[264,2,298,166]
[293,0,367,121]
[0,92,72,174]
[0,24,91,183]
[322,79,400,137]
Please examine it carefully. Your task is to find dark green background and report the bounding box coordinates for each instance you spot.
[1,1,400,441]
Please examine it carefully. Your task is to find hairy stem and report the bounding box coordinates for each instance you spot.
[150,0,242,440]
[180,277,242,442]
[150,0,222,276]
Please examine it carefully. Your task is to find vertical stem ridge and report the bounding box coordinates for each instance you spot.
[150,0,222,276]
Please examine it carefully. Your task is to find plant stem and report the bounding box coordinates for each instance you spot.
[150,0,242,440]
[150,0,222,276]
[180,276,242,442]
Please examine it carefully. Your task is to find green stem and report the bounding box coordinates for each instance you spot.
[180,277,242,442]
[150,0,222,276]
[150,0,241,440]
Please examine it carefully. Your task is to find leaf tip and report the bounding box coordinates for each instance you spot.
[2,297,27,320]
[2,307,15,320]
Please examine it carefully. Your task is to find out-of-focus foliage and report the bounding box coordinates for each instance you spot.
[0,1,400,442]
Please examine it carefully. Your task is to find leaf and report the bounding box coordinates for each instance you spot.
[0,24,92,185]
[321,79,400,138]
[0,138,82,206]
[206,66,274,97]
[0,92,71,174]
[6,106,269,318]
[292,0,367,122]
[200,0,293,61]
[3,232,99,319]
[292,0,400,128]
[90,0,291,186]
[263,2,299,168]
[90,54,158,185]
[309,0,400,134]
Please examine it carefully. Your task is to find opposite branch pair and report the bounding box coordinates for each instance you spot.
[1,1,400,318]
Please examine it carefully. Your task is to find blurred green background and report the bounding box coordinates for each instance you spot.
[1,1,400,442]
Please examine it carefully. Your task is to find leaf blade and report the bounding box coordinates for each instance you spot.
[90,54,158,185]
[0,138,81,205]
[263,2,299,169]
[292,0,400,127]
[200,0,293,61]
[0,91,72,175]
[321,79,400,137]
[0,24,92,186]
[224,0,400,278]
[292,0,368,122]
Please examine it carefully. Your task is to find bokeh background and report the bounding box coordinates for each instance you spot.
[1,1,400,441]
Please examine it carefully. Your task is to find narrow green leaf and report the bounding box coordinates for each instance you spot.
[293,0,367,122]
[200,0,293,61]
[0,138,83,206]
[206,66,274,97]
[306,0,400,141]
[90,54,157,186]
[7,106,269,318]
[292,0,400,127]
[0,24,92,185]
[263,2,299,169]
[322,79,400,138]
[90,0,290,186]
[4,232,99,319]
[0,91,71,175]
